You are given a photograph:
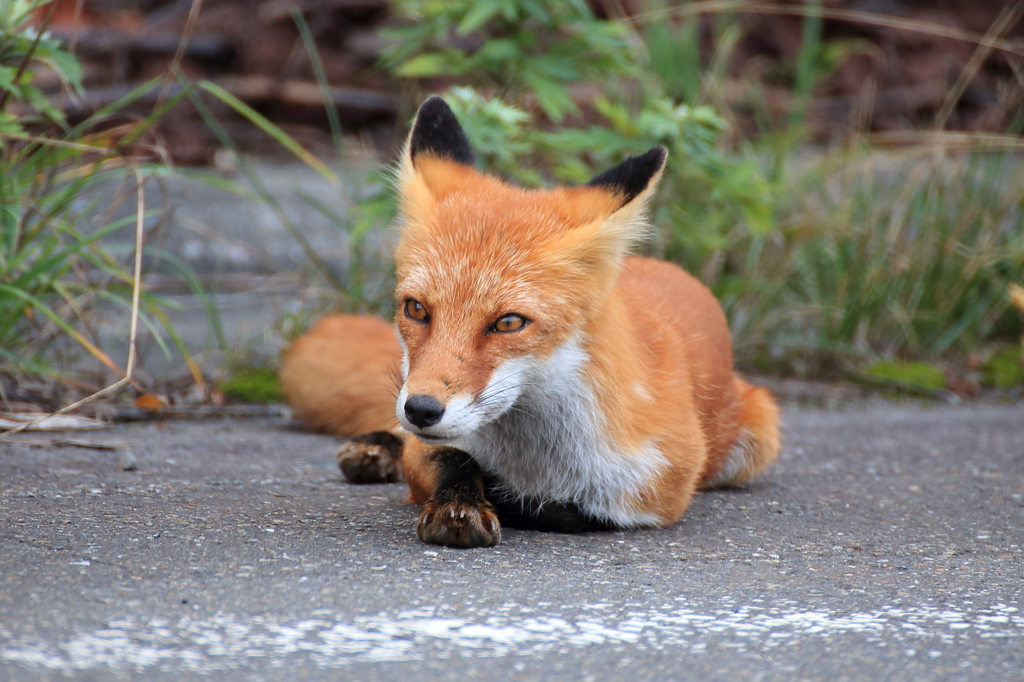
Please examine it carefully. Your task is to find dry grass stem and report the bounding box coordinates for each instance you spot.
[0,167,146,438]
[933,2,1024,131]
[155,0,206,110]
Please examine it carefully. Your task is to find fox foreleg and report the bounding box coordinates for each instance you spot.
[416,447,501,548]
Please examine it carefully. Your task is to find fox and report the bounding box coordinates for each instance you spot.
[280,96,781,548]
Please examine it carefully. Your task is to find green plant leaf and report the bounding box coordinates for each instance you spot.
[456,1,501,34]
[395,53,453,77]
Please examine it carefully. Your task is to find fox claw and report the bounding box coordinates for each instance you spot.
[417,498,501,548]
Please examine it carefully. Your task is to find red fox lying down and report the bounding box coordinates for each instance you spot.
[280,96,780,548]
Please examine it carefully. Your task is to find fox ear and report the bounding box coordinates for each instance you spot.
[397,96,477,221]
[586,146,667,212]
[576,146,667,243]
[588,146,667,247]
[543,148,668,288]
[408,96,475,167]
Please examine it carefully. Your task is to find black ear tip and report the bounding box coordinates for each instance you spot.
[409,95,475,167]
[633,146,668,173]
[586,146,669,204]
[649,146,668,168]
[417,95,455,119]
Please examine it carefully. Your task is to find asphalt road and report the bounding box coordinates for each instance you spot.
[1,402,1022,680]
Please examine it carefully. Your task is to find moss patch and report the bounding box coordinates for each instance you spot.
[219,366,283,403]
[981,346,1024,388]
[859,360,946,393]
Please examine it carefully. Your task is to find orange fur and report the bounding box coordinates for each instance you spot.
[279,315,400,436]
[281,98,781,531]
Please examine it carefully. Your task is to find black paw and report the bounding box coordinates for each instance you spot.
[417,497,501,548]
[336,431,403,484]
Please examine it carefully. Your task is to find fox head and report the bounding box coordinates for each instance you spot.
[392,95,667,444]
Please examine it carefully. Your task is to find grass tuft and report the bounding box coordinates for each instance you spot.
[219,366,283,404]
[731,152,1024,368]
[860,360,946,392]
[981,346,1024,389]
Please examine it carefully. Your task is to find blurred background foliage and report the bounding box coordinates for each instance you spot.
[2,0,1023,401]
[373,0,1024,381]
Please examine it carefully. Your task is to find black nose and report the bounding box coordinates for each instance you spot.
[404,394,445,428]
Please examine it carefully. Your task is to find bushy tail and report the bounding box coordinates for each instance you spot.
[279,314,402,436]
[705,377,781,488]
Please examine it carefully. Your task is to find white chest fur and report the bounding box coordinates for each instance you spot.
[456,340,668,528]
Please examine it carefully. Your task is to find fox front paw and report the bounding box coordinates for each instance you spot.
[417,497,501,548]
[336,431,403,484]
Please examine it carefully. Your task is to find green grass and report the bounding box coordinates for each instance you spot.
[0,2,193,379]
[219,366,282,403]
[0,2,241,394]
[2,4,398,389]
[728,152,1024,371]
[859,360,946,392]
[981,345,1024,388]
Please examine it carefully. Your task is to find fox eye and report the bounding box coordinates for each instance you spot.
[491,313,528,333]
[404,298,429,323]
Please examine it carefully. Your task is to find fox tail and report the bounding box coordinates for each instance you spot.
[704,377,781,488]
[278,314,402,436]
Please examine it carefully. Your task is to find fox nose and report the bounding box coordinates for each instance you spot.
[404,394,445,428]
